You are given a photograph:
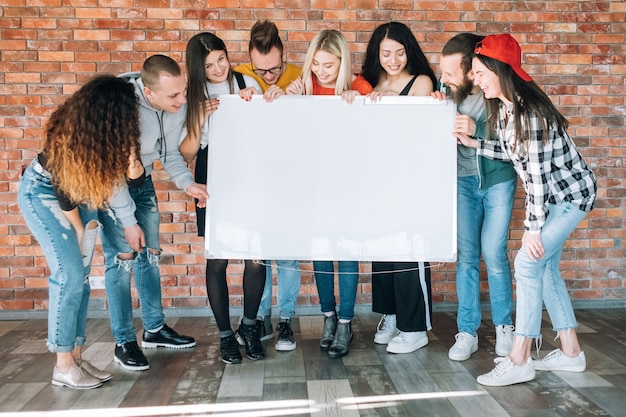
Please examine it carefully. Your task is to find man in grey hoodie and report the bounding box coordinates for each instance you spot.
[98,55,209,371]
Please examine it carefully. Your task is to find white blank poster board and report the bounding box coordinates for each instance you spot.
[205,95,457,262]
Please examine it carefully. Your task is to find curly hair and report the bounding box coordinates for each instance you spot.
[43,75,141,209]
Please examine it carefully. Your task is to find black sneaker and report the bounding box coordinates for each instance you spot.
[257,316,273,341]
[219,335,242,364]
[275,319,296,352]
[142,324,196,349]
[235,322,265,360]
[114,341,149,371]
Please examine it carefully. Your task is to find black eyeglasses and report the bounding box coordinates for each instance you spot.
[252,63,284,76]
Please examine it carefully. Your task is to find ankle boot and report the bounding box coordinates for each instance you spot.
[328,321,353,359]
[320,313,337,351]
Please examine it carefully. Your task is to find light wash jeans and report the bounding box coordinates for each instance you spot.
[456,176,516,335]
[259,260,301,319]
[18,160,97,352]
[313,261,359,321]
[514,203,588,338]
[98,176,165,345]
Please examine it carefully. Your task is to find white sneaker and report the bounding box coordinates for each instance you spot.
[533,349,586,372]
[374,314,400,344]
[477,357,535,387]
[386,331,428,354]
[495,325,514,357]
[448,332,478,361]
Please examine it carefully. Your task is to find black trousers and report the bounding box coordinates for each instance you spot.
[372,261,433,332]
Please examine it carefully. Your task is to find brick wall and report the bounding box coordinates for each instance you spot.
[1,1,625,312]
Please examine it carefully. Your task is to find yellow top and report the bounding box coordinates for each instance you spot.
[234,63,301,93]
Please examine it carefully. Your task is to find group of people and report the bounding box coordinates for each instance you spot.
[18,18,596,391]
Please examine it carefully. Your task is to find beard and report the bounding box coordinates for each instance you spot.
[448,77,474,105]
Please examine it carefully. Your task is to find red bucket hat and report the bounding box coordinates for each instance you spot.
[474,34,532,82]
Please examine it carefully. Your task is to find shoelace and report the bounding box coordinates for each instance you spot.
[498,325,514,335]
[377,315,394,332]
[490,357,515,376]
[277,323,293,338]
[540,349,562,362]
[454,333,473,345]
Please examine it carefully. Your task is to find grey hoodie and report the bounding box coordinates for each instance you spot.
[109,72,194,227]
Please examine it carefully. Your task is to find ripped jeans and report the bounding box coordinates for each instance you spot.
[18,160,99,352]
[98,176,165,345]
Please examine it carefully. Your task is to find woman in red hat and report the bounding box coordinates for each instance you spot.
[455,33,597,386]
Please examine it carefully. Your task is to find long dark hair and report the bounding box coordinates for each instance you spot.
[185,32,235,140]
[361,22,436,90]
[475,54,569,150]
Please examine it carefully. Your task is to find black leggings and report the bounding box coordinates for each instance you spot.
[205,259,265,332]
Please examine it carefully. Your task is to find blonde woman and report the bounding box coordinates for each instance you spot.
[286,29,372,359]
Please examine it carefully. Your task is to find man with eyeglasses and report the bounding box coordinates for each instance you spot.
[234,20,302,352]
[235,20,301,103]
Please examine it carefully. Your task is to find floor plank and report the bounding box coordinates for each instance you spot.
[0,308,624,416]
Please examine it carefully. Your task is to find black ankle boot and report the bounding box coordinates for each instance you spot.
[320,313,337,351]
[236,322,265,360]
[328,321,353,359]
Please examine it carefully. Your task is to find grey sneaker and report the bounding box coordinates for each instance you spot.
[257,316,273,341]
[275,319,296,351]
[534,349,586,372]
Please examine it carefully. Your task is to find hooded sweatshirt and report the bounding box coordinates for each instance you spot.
[456,89,516,189]
[109,72,194,228]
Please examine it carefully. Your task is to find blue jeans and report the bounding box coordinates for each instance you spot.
[18,160,95,352]
[259,260,301,319]
[514,203,587,338]
[98,176,165,345]
[313,261,359,321]
[456,176,515,335]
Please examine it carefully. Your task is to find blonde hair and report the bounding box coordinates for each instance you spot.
[301,30,352,95]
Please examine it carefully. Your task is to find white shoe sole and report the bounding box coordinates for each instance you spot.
[114,355,149,371]
[374,330,400,345]
[142,341,196,349]
[386,338,428,354]
[275,342,296,352]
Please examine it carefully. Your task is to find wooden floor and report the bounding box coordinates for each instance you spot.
[1,308,625,417]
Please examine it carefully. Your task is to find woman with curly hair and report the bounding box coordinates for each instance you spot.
[18,75,141,390]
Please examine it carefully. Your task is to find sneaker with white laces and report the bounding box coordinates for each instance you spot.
[386,331,428,354]
[448,332,478,361]
[374,314,400,345]
[477,356,535,386]
[533,349,586,372]
[275,319,296,352]
[495,325,514,357]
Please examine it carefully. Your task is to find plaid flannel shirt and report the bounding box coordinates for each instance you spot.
[478,102,596,232]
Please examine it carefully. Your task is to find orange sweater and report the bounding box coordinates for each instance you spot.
[312,74,373,95]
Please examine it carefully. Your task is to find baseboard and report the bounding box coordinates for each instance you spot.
[1,299,624,320]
